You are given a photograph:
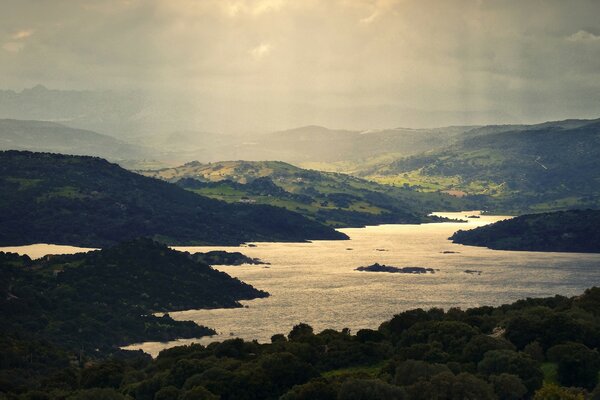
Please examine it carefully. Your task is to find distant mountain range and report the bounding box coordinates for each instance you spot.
[139,160,473,227]
[0,151,346,247]
[0,119,152,161]
[0,85,147,136]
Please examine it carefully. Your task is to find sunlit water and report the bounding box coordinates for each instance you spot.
[3,212,600,357]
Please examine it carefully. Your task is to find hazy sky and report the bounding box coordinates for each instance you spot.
[1,0,600,132]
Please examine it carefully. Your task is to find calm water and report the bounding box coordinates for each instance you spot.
[4,212,600,357]
[130,212,600,356]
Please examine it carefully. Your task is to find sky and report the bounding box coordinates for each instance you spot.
[1,0,600,132]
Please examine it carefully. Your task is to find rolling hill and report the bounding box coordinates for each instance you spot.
[358,118,600,213]
[0,151,346,247]
[140,160,475,227]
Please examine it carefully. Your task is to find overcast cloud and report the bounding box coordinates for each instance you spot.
[1,0,599,132]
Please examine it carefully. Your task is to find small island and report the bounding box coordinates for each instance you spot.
[356,263,436,274]
[190,250,266,265]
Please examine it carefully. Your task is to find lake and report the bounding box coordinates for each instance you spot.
[4,212,600,357]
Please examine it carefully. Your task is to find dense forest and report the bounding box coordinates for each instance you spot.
[450,210,600,253]
[0,239,268,361]
[1,238,599,399]
[0,151,346,247]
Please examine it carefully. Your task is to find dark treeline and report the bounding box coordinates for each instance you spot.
[451,210,600,253]
[2,261,599,399]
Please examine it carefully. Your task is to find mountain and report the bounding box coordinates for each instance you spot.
[0,151,346,247]
[252,125,474,164]
[0,85,147,136]
[140,160,475,228]
[358,118,600,213]
[0,238,267,354]
[450,210,600,253]
[0,119,152,160]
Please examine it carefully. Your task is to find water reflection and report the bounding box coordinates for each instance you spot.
[126,212,600,356]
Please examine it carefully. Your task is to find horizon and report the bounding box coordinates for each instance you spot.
[2,83,600,135]
[2,0,600,133]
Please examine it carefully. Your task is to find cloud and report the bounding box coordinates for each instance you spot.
[567,29,600,42]
[1,0,600,130]
[224,0,285,17]
[11,29,35,40]
[249,42,272,60]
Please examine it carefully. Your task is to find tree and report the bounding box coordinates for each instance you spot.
[533,383,585,400]
[403,372,495,400]
[490,373,528,400]
[547,342,600,390]
[181,386,219,400]
[462,335,515,363]
[394,360,451,387]
[288,323,314,341]
[154,386,181,400]
[280,379,337,400]
[478,350,543,395]
[338,379,406,400]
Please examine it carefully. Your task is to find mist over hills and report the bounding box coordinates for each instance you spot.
[0,119,152,161]
[2,86,600,215]
[0,85,146,136]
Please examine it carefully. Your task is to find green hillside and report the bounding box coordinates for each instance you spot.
[0,151,346,247]
[140,160,474,227]
[450,209,600,253]
[360,119,600,213]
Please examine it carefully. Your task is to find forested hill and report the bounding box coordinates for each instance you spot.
[450,210,600,253]
[0,239,267,357]
[0,151,346,247]
[362,119,600,213]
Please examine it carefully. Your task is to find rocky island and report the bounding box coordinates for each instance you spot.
[356,263,437,274]
[190,250,266,265]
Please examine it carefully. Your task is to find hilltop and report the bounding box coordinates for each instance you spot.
[0,151,346,247]
[140,160,473,227]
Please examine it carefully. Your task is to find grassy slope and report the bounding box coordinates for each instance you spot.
[0,151,346,247]
[356,120,600,213]
[140,160,474,227]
